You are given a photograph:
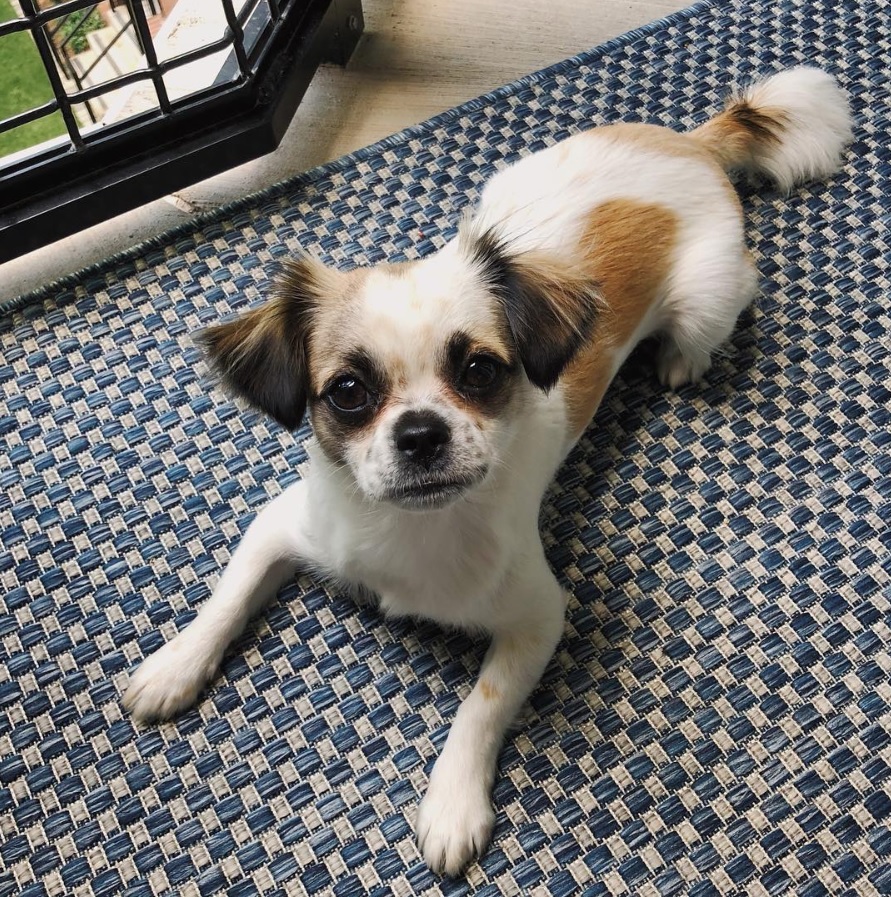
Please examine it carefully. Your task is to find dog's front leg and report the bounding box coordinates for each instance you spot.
[416,557,566,876]
[124,482,315,721]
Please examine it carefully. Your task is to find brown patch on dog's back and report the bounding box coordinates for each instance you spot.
[561,199,679,438]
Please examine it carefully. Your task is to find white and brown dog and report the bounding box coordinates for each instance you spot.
[124,67,851,875]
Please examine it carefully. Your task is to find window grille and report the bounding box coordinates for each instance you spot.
[0,0,362,262]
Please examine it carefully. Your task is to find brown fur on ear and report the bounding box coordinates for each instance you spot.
[198,256,338,430]
[465,229,601,390]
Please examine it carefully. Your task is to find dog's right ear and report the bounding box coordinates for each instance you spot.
[198,256,339,430]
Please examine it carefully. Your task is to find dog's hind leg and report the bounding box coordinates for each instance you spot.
[657,240,758,389]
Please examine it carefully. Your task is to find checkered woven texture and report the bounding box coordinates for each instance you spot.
[2,0,890,894]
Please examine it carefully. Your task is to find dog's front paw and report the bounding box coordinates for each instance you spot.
[123,636,219,722]
[417,774,495,876]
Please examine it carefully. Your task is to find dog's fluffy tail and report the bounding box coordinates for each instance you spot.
[689,66,852,192]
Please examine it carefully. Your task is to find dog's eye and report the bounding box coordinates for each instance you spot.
[460,356,501,391]
[327,377,370,412]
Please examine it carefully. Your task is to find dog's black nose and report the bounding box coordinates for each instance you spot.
[394,410,451,468]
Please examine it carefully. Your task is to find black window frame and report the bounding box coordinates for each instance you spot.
[0,0,363,264]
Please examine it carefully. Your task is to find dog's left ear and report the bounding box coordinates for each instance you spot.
[198,256,343,430]
[466,229,600,390]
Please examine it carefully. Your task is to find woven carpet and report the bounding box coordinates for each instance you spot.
[2,0,890,894]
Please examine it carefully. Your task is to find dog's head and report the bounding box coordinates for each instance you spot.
[200,232,598,510]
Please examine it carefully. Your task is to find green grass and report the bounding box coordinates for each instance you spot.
[0,0,67,157]
[58,7,104,55]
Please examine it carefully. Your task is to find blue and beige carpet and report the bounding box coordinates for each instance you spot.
[2,1,890,894]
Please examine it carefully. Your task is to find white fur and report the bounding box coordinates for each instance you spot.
[124,68,851,877]
[734,66,853,192]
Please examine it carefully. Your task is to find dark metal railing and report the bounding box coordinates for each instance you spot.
[46,3,142,125]
[110,0,161,15]
[0,0,364,263]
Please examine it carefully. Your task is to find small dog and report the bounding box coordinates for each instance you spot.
[125,67,851,875]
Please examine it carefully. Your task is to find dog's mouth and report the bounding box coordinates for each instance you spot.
[385,476,479,510]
